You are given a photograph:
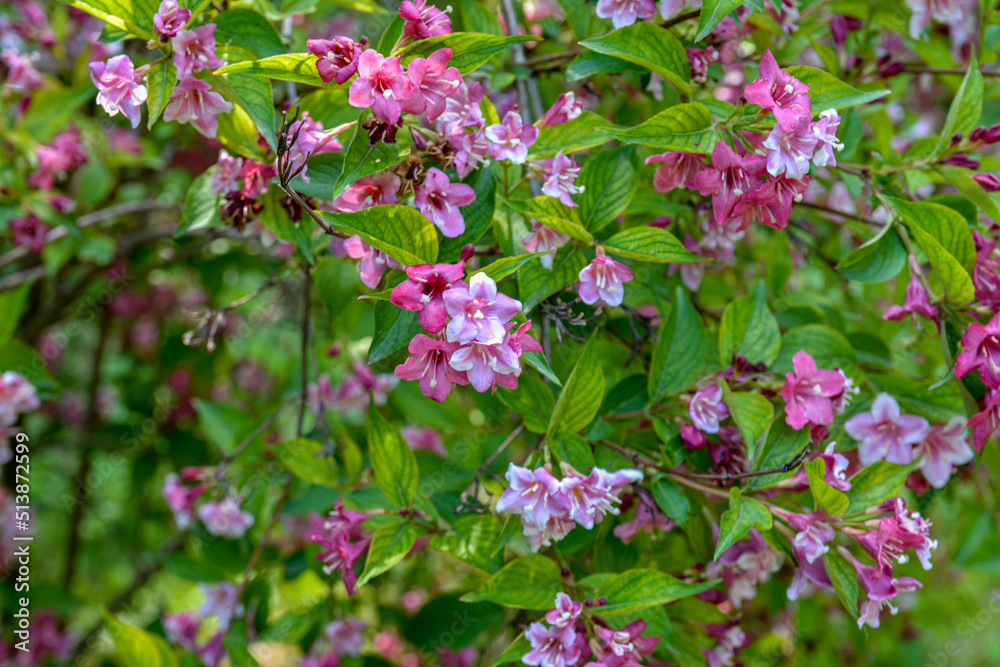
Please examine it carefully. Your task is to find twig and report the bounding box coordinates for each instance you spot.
[457,423,526,512]
[661,9,700,29]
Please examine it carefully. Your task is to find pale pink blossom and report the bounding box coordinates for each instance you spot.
[688,384,730,434]
[578,246,634,307]
[435,81,486,135]
[905,0,964,39]
[660,0,702,20]
[811,109,844,168]
[163,77,233,138]
[2,49,43,90]
[331,172,400,212]
[0,371,40,426]
[198,496,255,538]
[198,582,243,628]
[391,244,473,334]
[913,417,973,488]
[595,0,657,28]
[443,272,522,344]
[449,128,490,178]
[414,167,476,237]
[523,622,581,667]
[646,151,704,192]
[763,117,817,179]
[545,593,583,629]
[394,334,466,403]
[844,393,929,466]
[613,497,676,544]
[401,425,446,456]
[560,466,643,530]
[536,150,584,207]
[485,109,539,164]
[343,235,402,288]
[816,442,851,491]
[592,620,659,665]
[705,530,782,608]
[883,260,938,324]
[787,512,835,564]
[844,548,923,630]
[522,221,571,269]
[285,112,345,182]
[153,0,191,41]
[172,24,225,79]
[496,464,572,529]
[89,54,147,128]
[162,473,205,529]
[744,49,812,131]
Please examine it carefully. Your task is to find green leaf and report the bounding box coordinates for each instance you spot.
[64,0,154,39]
[439,166,496,260]
[192,399,252,453]
[881,195,976,275]
[315,255,360,315]
[596,569,718,616]
[497,374,556,433]
[332,116,406,201]
[102,611,179,667]
[695,0,742,41]
[837,220,907,283]
[368,404,419,507]
[396,33,534,73]
[429,514,504,572]
[581,22,690,94]
[500,196,593,242]
[648,287,706,401]
[714,487,773,560]
[903,219,975,305]
[529,111,619,159]
[215,103,268,160]
[320,205,439,265]
[369,300,423,365]
[933,52,983,156]
[722,385,774,463]
[0,284,30,346]
[21,85,95,142]
[566,51,646,80]
[488,634,531,667]
[475,252,550,282]
[652,476,690,528]
[847,461,916,513]
[603,226,704,263]
[145,60,174,129]
[578,149,637,232]
[552,434,596,471]
[217,74,278,153]
[772,324,856,374]
[355,519,419,588]
[215,54,325,86]
[936,165,1000,222]
[746,420,810,489]
[547,335,605,441]
[804,458,850,516]
[718,283,781,368]
[786,66,890,109]
[824,550,860,618]
[596,102,718,153]
[175,170,221,237]
[214,8,286,59]
[461,554,562,609]
[522,350,562,386]
[518,247,588,311]
[275,438,338,487]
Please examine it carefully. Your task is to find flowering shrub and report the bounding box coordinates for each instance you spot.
[4,0,1000,666]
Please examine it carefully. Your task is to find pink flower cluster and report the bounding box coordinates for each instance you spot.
[305,499,374,594]
[307,362,398,414]
[0,371,40,428]
[584,619,659,667]
[302,617,366,667]
[496,463,643,551]
[162,469,254,538]
[28,126,88,190]
[163,582,244,665]
[954,311,1000,450]
[523,593,588,667]
[780,350,853,434]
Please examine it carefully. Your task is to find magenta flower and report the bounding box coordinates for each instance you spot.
[153,0,191,40]
[163,612,201,651]
[688,384,730,434]
[172,24,225,78]
[163,77,233,138]
[613,497,675,544]
[496,464,572,527]
[536,150,584,207]
[811,109,844,168]
[391,244,473,334]
[763,117,817,179]
[399,0,452,41]
[780,350,847,430]
[28,127,88,190]
[331,173,400,212]
[448,128,490,178]
[787,512,836,564]
[744,49,812,131]
[694,141,767,225]
[974,173,1000,192]
[348,49,414,125]
[442,272,522,344]
[435,81,486,135]
[646,151,704,192]
[401,425,446,456]
[2,49,44,91]
[733,174,810,231]
[414,167,476,237]
[485,109,539,164]
[595,0,657,28]
[786,544,833,601]
[883,260,938,324]
[522,221,571,269]
[400,48,462,121]
[539,92,583,127]
[545,593,583,629]
[705,530,782,608]
[237,160,276,199]
[523,622,581,667]
[594,620,659,665]
[307,36,365,84]
[394,334,466,403]
[560,467,643,530]
[955,312,1000,388]
[845,393,929,466]
[970,388,1000,451]
[816,442,851,491]
[89,54,147,128]
[680,420,706,448]
[162,473,205,529]
[578,246,634,307]
[9,215,50,253]
[198,496,254,539]
[914,417,972,488]
[305,500,372,594]
[857,497,937,573]
[342,234,401,289]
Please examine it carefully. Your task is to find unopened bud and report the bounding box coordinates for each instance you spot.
[974,173,1000,192]
[970,126,988,143]
[950,131,963,146]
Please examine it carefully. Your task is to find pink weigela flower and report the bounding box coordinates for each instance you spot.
[844,393,929,466]
[787,512,836,564]
[694,141,767,225]
[153,0,191,41]
[28,127,88,190]
[331,173,400,212]
[401,425,447,456]
[399,0,453,41]
[816,442,851,491]
[523,622,581,667]
[172,24,225,79]
[522,221,571,269]
[0,371,41,425]
[578,246,634,307]
[391,244,474,334]
[8,215,50,253]
[913,417,973,488]
[348,49,414,125]
[307,36,365,84]
[443,272,522,344]
[595,0,658,29]
[163,77,233,138]
[394,334,467,403]
[89,54,148,129]
[744,49,812,131]
[342,234,402,289]
[485,109,539,164]
[400,48,462,121]
[646,151,704,192]
[414,167,476,237]
[162,473,206,529]
[198,496,255,539]
[955,311,1000,388]
[780,350,847,430]
[536,150,584,207]
[856,497,937,573]
[688,384,730,434]
[305,500,372,594]
[539,92,583,127]
[811,109,844,168]
[763,117,817,179]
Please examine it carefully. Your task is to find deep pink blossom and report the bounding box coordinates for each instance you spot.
[163,612,201,651]
[733,173,809,231]
[391,244,473,334]
[969,388,1000,451]
[28,126,88,190]
[485,109,539,164]
[153,0,191,40]
[2,49,43,90]
[595,0,657,28]
[348,49,413,125]
[539,92,583,127]
[198,496,254,538]
[307,36,365,84]
[523,622,581,667]
[331,172,400,212]
[780,351,847,430]
[858,497,937,572]
[590,620,658,667]
[744,49,812,131]
[974,173,1000,192]
[522,221,571,269]
[763,117,817,179]
[89,54,147,128]
[694,141,767,225]
[578,246,634,307]
[343,234,401,288]
[162,473,205,529]
[400,48,462,121]
[305,500,372,594]
[414,167,476,237]
[883,260,938,323]
[399,0,452,41]
[237,159,276,199]
[688,384,730,434]
[680,421,707,448]
[394,334,466,403]
[613,497,675,544]
[845,393,929,466]
[646,151,704,192]
[172,24,225,78]
[448,128,490,178]
[9,215,50,253]
[163,77,233,138]
[536,150,584,207]
[443,272,522,344]
[401,425,446,456]
[955,311,1000,387]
